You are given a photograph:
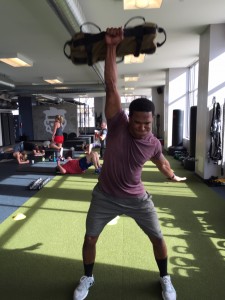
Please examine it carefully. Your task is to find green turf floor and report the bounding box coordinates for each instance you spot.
[0,157,225,300]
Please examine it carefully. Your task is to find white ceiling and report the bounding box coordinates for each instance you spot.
[0,0,225,101]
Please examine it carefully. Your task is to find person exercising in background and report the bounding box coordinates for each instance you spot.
[52,115,64,157]
[13,151,29,164]
[33,144,45,156]
[56,151,101,175]
[73,27,186,300]
[83,122,108,158]
[0,142,29,164]
[95,121,108,159]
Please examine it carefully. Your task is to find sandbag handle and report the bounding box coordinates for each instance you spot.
[80,22,101,33]
[124,16,145,28]
[63,41,71,59]
[156,27,167,48]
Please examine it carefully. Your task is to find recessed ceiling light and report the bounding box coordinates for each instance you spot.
[43,77,63,84]
[123,93,134,96]
[124,0,162,10]
[125,87,135,91]
[124,76,139,82]
[55,86,69,90]
[0,53,33,67]
[124,54,145,64]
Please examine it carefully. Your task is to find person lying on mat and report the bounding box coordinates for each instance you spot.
[73,27,186,300]
[13,150,29,164]
[33,144,45,156]
[0,142,29,164]
[56,151,101,175]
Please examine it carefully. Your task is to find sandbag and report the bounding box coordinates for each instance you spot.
[64,16,166,66]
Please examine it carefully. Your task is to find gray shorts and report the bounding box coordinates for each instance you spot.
[86,184,163,239]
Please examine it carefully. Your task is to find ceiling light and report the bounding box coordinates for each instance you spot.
[43,77,63,84]
[54,86,69,90]
[124,54,145,64]
[124,0,162,10]
[0,53,33,67]
[124,76,139,82]
[123,93,134,96]
[125,87,135,91]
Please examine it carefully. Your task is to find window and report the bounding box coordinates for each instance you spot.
[186,61,199,138]
[121,95,151,115]
[189,61,199,107]
[75,97,95,129]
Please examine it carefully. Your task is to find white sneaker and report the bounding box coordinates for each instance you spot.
[160,275,176,300]
[60,147,63,157]
[73,275,94,300]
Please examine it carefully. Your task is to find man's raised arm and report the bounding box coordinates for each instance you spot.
[104,27,123,119]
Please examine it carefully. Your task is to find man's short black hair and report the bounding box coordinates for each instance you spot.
[129,98,155,116]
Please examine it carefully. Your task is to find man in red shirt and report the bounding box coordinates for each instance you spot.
[56,151,101,175]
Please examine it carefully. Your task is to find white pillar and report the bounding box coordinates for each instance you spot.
[195,23,225,179]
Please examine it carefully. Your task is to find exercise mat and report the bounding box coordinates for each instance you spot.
[17,161,57,174]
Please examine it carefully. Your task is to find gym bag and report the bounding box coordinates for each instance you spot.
[63,16,167,66]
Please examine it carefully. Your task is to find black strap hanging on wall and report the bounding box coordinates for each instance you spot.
[208,98,222,164]
[221,100,225,175]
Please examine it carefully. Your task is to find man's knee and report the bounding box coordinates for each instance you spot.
[149,235,165,247]
[84,235,98,246]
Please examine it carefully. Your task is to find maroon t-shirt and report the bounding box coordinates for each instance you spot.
[63,159,83,174]
[98,110,162,198]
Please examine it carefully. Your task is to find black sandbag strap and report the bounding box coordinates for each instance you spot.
[124,25,156,57]
[71,32,105,47]
[85,35,94,66]
[134,26,144,57]
[124,16,145,28]
[124,25,156,37]
[124,16,146,57]
[63,40,72,59]
[82,32,106,66]
[80,22,101,33]
[124,25,166,49]
[80,22,102,64]
[156,27,167,47]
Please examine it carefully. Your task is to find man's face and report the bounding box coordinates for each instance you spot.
[128,111,153,139]
[101,122,106,129]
